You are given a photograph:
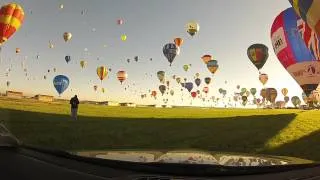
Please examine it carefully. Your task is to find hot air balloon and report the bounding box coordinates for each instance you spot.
[0,3,24,46]
[207,60,219,74]
[195,73,200,78]
[260,88,267,99]
[170,89,174,96]
[281,88,288,96]
[250,88,257,96]
[291,96,301,107]
[203,87,209,94]
[157,71,165,83]
[201,55,212,64]
[166,80,170,87]
[163,43,180,66]
[159,85,166,95]
[117,70,128,84]
[117,19,123,25]
[247,44,269,70]
[59,4,64,9]
[186,21,199,37]
[101,88,105,93]
[53,75,69,95]
[134,56,138,62]
[80,60,87,68]
[49,41,54,48]
[185,82,193,92]
[96,66,108,81]
[176,77,181,84]
[183,64,190,72]
[288,0,320,36]
[63,32,72,42]
[204,77,211,85]
[242,96,248,102]
[195,78,201,87]
[151,90,157,98]
[236,85,240,89]
[15,48,20,54]
[174,37,183,47]
[65,55,71,63]
[191,91,197,98]
[266,88,278,103]
[196,90,201,94]
[44,75,47,80]
[93,85,98,91]
[259,73,268,85]
[271,8,320,97]
[121,34,127,41]
[284,96,290,103]
[6,81,10,87]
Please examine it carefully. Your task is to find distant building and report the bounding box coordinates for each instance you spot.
[6,91,23,99]
[34,94,54,102]
[119,102,136,107]
[99,101,119,106]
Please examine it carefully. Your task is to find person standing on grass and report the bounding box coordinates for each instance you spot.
[70,95,79,120]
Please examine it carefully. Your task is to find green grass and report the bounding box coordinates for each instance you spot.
[1,97,320,161]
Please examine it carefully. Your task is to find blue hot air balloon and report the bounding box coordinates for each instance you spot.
[65,55,71,63]
[53,75,70,95]
[163,43,180,66]
[185,82,194,92]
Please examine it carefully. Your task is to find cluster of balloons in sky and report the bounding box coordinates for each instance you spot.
[0,1,320,104]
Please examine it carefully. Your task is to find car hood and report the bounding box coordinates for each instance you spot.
[76,150,314,166]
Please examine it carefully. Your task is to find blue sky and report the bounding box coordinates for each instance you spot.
[0,0,303,106]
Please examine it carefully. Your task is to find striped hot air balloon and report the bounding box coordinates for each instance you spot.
[96,66,108,81]
[0,3,24,45]
[117,70,127,84]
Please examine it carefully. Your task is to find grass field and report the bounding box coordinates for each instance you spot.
[1,97,320,161]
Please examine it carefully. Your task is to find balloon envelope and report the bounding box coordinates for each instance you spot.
[247,44,269,70]
[96,66,108,81]
[185,82,193,92]
[195,78,201,87]
[271,8,320,97]
[288,0,320,36]
[259,73,268,85]
[63,32,72,42]
[174,38,183,47]
[53,75,69,95]
[207,60,219,74]
[0,3,24,45]
[163,43,180,66]
[117,70,128,84]
[186,21,199,37]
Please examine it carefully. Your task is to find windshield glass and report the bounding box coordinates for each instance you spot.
[1,0,320,167]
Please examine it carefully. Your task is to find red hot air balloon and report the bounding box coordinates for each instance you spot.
[0,3,24,45]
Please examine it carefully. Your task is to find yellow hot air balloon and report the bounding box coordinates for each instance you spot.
[0,3,24,46]
[281,88,288,96]
[186,21,200,37]
[121,34,127,41]
[80,60,87,68]
[63,32,72,42]
[96,66,108,81]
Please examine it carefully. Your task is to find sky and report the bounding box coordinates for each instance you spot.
[0,0,305,106]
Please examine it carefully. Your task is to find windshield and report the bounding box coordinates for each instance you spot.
[1,0,320,168]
